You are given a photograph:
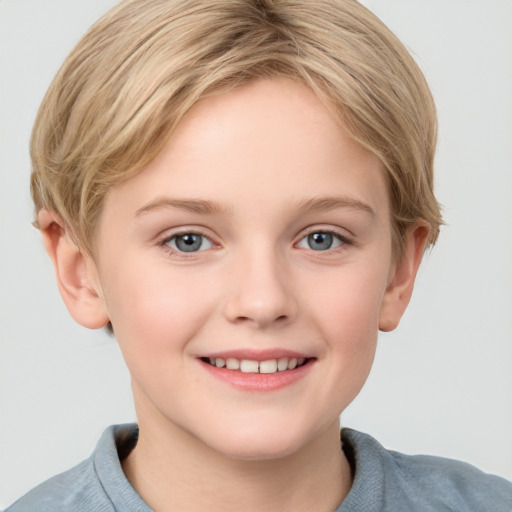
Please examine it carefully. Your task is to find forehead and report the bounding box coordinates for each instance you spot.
[101,77,389,224]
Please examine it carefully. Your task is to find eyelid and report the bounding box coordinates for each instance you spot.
[295,226,354,246]
[167,233,214,252]
[296,232,340,249]
[157,225,216,242]
[157,227,219,257]
[155,225,353,257]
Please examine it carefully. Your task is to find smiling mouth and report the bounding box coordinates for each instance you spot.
[200,356,312,374]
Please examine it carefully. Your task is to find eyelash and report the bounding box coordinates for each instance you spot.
[157,228,353,258]
[295,229,353,253]
[157,231,215,259]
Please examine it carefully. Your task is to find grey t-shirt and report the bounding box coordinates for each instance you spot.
[6,424,512,511]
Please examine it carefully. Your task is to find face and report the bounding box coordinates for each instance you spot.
[91,78,400,460]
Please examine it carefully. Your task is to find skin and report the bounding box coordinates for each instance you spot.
[40,77,428,511]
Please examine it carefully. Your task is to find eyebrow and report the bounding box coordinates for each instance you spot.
[134,195,375,218]
[297,196,375,217]
[135,198,228,217]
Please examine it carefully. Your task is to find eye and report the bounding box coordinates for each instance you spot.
[164,233,213,253]
[297,231,346,251]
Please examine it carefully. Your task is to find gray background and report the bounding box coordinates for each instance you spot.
[1,0,511,507]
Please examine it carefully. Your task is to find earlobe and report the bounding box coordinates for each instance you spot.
[38,209,110,329]
[379,224,429,332]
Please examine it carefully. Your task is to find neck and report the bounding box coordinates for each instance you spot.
[122,415,352,512]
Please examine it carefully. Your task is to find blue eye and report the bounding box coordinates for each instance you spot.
[165,233,213,253]
[297,231,345,251]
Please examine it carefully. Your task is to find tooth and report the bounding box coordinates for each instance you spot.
[288,357,298,370]
[209,358,216,365]
[297,357,305,366]
[226,358,240,370]
[260,359,278,374]
[215,357,226,368]
[240,360,259,373]
[277,357,289,371]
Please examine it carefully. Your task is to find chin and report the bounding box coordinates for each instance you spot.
[226,440,301,461]
[198,419,325,462]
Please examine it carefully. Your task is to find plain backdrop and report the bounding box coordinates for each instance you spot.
[1,0,511,507]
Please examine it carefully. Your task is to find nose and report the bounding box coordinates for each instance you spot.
[223,247,298,329]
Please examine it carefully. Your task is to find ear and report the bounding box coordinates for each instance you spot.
[379,224,429,332]
[38,209,110,329]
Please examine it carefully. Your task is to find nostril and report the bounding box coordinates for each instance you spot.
[223,277,298,327]
[233,313,289,328]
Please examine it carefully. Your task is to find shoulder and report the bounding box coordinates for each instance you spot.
[5,458,113,512]
[5,424,146,512]
[386,446,512,511]
[341,428,512,512]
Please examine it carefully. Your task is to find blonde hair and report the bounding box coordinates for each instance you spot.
[31,0,442,257]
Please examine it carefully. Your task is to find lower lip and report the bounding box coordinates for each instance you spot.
[199,359,314,392]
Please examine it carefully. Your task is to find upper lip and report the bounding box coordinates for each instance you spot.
[198,349,313,361]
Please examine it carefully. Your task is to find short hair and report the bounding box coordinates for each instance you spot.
[31,0,442,258]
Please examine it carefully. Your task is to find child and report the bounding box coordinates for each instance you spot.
[6,0,512,510]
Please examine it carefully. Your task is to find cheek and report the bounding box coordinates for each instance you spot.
[303,263,388,337]
[102,262,218,357]
[288,266,385,423]
[301,262,388,381]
